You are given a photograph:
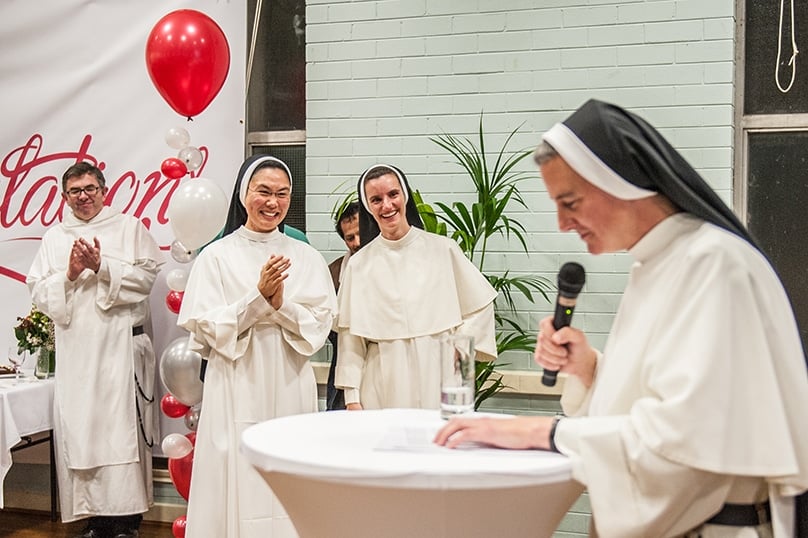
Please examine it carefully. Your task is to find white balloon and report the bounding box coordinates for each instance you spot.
[159,336,204,406]
[167,178,228,250]
[166,268,190,292]
[178,146,204,171]
[165,127,191,150]
[161,433,193,459]
[170,239,198,264]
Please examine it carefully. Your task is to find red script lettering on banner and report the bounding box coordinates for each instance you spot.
[0,133,209,283]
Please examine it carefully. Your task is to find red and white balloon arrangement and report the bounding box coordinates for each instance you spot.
[159,341,204,538]
[146,12,231,535]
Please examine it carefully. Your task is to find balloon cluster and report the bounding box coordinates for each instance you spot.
[160,126,204,181]
[159,336,205,538]
[161,124,228,268]
[161,125,228,314]
[165,267,188,314]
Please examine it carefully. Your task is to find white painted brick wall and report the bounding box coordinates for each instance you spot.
[304,0,735,404]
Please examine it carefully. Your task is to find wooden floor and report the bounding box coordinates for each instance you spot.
[0,510,172,537]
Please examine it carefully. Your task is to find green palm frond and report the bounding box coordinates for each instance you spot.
[329,180,358,222]
[494,312,538,354]
[487,272,553,311]
[429,115,536,271]
[431,114,534,203]
[475,359,510,410]
[495,327,537,355]
[412,190,447,236]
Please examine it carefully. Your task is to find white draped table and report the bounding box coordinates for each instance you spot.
[241,408,584,538]
[0,378,55,512]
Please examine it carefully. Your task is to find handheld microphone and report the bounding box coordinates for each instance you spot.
[541,262,586,387]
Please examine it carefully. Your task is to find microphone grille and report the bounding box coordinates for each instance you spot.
[558,262,586,297]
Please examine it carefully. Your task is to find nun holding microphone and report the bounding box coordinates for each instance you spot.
[435,99,808,538]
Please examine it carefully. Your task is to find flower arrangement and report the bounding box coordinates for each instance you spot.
[14,304,55,354]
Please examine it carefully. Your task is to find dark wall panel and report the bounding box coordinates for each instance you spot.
[747,131,808,348]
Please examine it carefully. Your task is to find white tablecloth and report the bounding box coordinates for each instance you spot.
[241,408,584,538]
[0,378,55,507]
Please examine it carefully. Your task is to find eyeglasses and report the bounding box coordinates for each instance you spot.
[65,185,101,198]
[248,187,290,201]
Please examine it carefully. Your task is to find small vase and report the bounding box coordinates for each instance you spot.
[35,348,56,379]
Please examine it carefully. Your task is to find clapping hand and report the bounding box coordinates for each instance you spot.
[258,254,290,310]
[67,237,101,281]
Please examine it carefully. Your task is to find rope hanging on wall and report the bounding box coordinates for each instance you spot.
[775,0,798,93]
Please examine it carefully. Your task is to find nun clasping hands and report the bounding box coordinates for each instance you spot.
[258,254,290,309]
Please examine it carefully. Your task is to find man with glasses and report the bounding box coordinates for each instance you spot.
[27,162,164,538]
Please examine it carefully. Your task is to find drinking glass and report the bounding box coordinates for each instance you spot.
[7,346,26,383]
[440,334,476,419]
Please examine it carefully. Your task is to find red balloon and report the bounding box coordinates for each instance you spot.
[186,431,197,446]
[168,449,194,501]
[166,290,184,314]
[172,515,187,538]
[161,157,188,179]
[161,393,191,418]
[145,10,231,118]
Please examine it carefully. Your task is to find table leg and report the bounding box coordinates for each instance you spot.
[49,430,57,522]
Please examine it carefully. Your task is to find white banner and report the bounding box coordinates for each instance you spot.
[0,1,246,443]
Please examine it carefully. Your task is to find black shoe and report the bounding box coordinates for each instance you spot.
[109,513,142,538]
[73,529,105,538]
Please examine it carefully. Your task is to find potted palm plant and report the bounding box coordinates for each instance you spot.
[420,114,553,407]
